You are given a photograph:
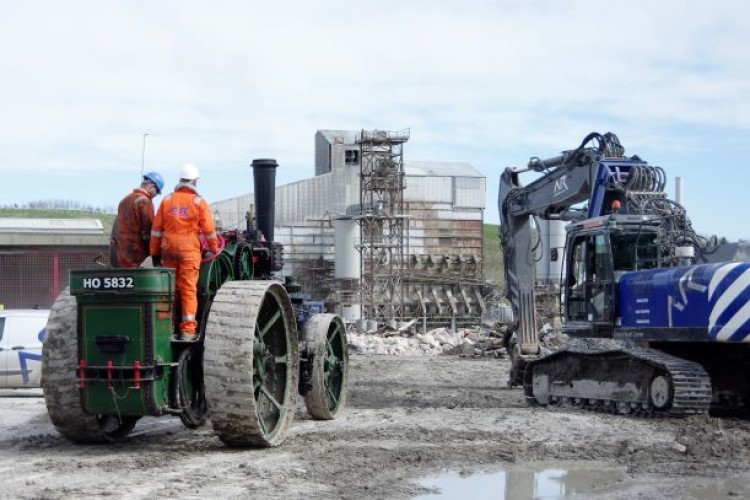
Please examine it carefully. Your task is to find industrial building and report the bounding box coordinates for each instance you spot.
[212,129,491,329]
[0,218,109,309]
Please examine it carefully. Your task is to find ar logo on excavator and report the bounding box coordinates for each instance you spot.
[553,177,568,196]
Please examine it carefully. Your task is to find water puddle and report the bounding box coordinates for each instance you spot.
[417,461,749,499]
[417,461,628,499]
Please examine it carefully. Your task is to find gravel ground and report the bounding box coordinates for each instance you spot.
[2,354,750,499]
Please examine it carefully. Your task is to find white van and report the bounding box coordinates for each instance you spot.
[0,309,50,388]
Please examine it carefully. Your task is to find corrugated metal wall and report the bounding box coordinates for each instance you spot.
[276,165,359,226]
[454,176,485,208]
[0,250,109,309]
[403,175,485,209]
[214,170,483,230]
[211,150,489,325]
[315,132,331,176]
[403,176,453,203]
[212,168,485,272]
[213,193,254,231]
[211,162,486,291]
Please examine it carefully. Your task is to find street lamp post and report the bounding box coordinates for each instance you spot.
[140,133,150,178]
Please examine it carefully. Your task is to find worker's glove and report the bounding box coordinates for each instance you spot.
[152,256,162,267]
[202,251,214,260]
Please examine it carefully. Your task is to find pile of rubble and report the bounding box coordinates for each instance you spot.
[346,323,507,357]
[346,321,569,358]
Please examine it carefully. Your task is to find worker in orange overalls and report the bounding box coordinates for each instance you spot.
[149,163,218,340]
[114,171,164,268]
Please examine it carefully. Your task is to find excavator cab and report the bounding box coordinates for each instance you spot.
[562,218,662,335]
[564,229,615,327]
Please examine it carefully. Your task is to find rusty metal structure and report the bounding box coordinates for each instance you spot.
[355,129,410,324]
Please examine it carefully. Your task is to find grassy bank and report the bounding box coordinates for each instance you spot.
[483,223,504,288]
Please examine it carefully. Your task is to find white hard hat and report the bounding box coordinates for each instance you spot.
[180,163,200,180]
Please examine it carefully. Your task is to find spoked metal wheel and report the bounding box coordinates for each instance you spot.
[204,281,299,447]
[176,346,207,428]
[303,314,349,420]
[232,243,254,280]
[42,288,139,443]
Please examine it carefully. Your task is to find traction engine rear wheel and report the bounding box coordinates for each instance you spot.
[176,346,207,428]
[204,281,299,447]
[304,314,349,420]
[42,288,139,443]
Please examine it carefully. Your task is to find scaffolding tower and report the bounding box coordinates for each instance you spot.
[355,128,410,325]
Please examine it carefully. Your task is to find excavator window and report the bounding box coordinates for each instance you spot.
[589,233,613,321]
[566,237,588,321]
[564,232,614,323]
[611,232,660,272]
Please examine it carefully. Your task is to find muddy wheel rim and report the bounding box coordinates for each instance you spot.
[252,290,294,440]
[323,318,347,413]
[177,346,207,428]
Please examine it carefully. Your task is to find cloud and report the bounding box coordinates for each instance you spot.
[0,0,748,238]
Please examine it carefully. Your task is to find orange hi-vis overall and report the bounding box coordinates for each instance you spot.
[149,184,218,336]
[116,188,154,268]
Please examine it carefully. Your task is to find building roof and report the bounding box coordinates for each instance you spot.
[0,218,104,235]
[405,161,484,178]
[316,129,360,145]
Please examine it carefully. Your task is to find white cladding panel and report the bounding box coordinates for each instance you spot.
[403,176,453,203]
[405,160,483,178]
[276,167,360,226]
[534,219,567,284]
[212,194,254,231]
[454,177,486,209]
[433,209,483,221]
[403,175,484,209]
[281,180,303,226]
[334,218,360,279]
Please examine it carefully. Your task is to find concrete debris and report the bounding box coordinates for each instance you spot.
[539,324,567,350]
[347,326,507,358]
[673,442,688,454]
[346,320,572,358]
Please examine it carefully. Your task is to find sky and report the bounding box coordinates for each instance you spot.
[1,0,748,240]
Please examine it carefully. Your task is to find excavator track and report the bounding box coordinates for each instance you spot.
[523,346,712,417]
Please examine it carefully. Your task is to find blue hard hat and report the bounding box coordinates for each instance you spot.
[143,171,165,195]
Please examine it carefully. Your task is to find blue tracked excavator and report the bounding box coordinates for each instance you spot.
[499,132,750,416]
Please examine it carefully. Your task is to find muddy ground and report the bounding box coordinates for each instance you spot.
[2,354,750,499]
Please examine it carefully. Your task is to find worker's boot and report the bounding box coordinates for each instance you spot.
[180,331,197,341]
[179,317,198,341]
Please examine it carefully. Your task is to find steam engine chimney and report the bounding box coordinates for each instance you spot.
[251,158,278,242]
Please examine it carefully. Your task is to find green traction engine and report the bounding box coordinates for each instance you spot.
[42,159,349,447]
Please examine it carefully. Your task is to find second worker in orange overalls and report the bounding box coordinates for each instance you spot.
[114,171,164,268]
[150,163,219,340]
